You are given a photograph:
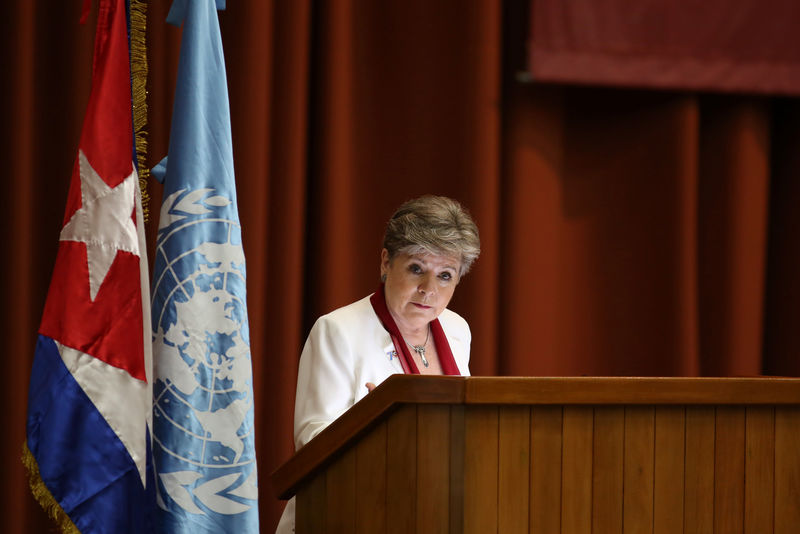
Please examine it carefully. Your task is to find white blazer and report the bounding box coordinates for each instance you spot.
[276,294,471,534]
[294,294,471,449]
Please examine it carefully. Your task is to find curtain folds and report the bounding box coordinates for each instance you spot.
[2,1,798,531]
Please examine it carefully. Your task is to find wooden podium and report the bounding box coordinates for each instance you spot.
[271,376,800,533]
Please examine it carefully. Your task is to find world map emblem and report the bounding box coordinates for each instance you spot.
[152,187,258,517]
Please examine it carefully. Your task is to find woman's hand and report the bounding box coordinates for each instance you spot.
[365,382,376,393]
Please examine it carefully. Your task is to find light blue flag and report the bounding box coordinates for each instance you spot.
[150,1,259,532]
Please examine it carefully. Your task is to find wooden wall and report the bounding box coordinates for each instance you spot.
[296,403,800,533]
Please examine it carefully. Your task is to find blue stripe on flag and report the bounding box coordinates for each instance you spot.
[26,335,154,534]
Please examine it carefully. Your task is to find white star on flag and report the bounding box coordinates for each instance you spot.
[60,149,140,301]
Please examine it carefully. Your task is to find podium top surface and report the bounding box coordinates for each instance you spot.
[270,375,800,499]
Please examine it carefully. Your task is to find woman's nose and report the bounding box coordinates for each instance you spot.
[418,274,436,295]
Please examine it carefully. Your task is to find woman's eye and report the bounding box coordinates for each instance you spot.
[439,272,452,281]
[409,264,422,274]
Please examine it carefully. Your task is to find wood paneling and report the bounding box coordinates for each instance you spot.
[273,375,463,499]
[276,377,800,534]
[531,406,562,534]
[355,420,387,534]
[296,473,326,534]
[562,406,593,533]
[387,405,417,534]
[274,376,800,499]
[592,407,624,534]
[325,447,356,532]
[498,406,531,533]
[714,407,745,534]
[684,407,715,534]
[623,407,655,534]
[464,377,800,405]
[653,406,685,534]
[744,407,774,533]
[775,406,800,533]
[464,406,499,534]
[449,406,466,534]
[417,405,451,534]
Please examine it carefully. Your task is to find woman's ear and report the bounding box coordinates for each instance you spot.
[380,248,390,277]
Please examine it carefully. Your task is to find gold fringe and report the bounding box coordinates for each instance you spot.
[130,0,150,222]
[22,442,81,534]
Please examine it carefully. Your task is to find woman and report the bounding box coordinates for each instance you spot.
[276,195,480,533]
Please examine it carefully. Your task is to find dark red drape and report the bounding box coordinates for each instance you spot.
[527,0,800,95]
[2,1,799,531]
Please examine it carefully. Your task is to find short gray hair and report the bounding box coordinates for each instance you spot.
[383,195,481,277]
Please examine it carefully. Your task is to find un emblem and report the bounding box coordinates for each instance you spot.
[152,188,258,517]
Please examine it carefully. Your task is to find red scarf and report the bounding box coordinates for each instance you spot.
[369,283,461,375]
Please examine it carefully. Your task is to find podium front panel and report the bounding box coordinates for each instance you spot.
[281,376,800,534]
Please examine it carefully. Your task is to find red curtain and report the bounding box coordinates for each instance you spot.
[527,0,800,94]
[2,1,799,531]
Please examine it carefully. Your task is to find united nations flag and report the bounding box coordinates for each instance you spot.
[150,1,259,532]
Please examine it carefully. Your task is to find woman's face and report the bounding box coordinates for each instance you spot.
[381,248,461,333]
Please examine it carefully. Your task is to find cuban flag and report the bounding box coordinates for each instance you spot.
[150,1,259,532]
[24,0,154,532]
